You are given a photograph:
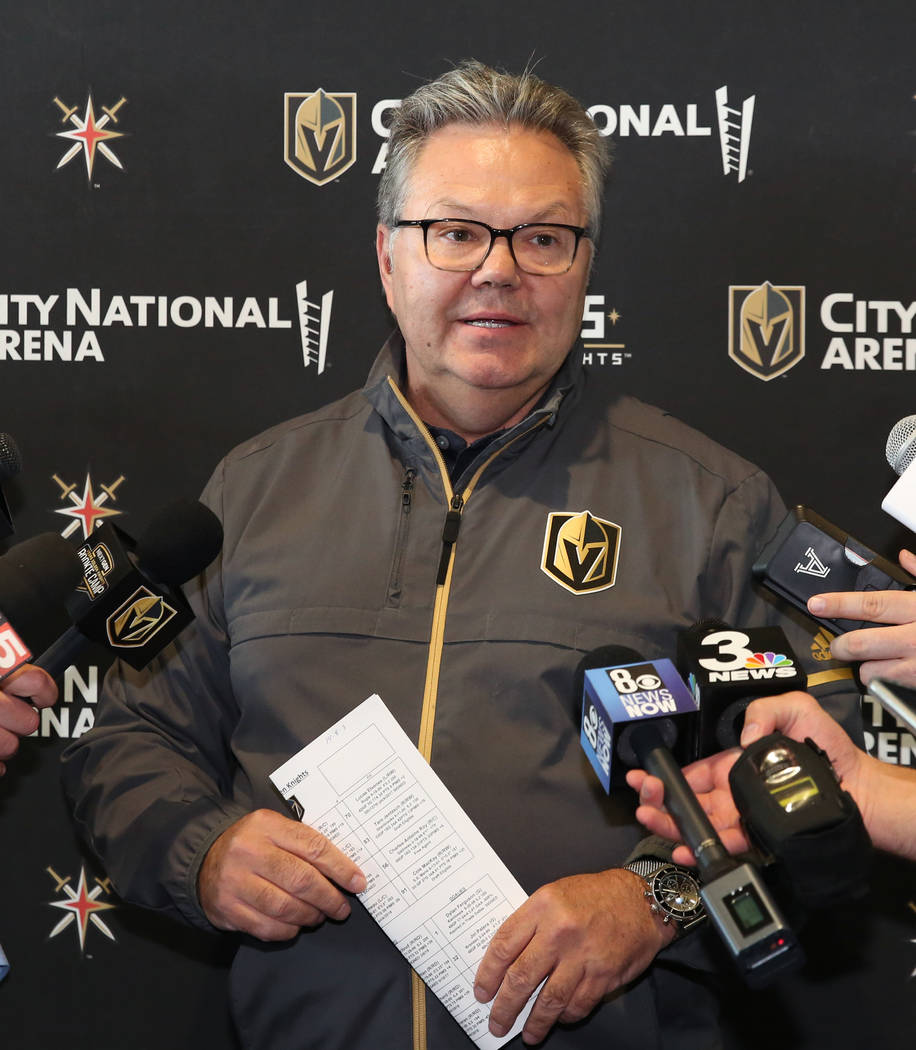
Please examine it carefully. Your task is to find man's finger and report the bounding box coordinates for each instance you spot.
[246,869,333,926]
[485,944,550,1038]
[224,890,317,941]
[0,727,23,761]
[217,812,365,919]
[857,657,916,689]
[474,911,535,1005]
[830,623,916,664]
[252,844,354,921]
[0,693,41,738]
[269,817,367,894]
[3,666,58,707]
[519,964,583,1043]
[681,763,722,795]
[671,844,697,866]
[634,804,680,841]
[808,589,916,626]
[742,691,818,745]
[625,770,663,806]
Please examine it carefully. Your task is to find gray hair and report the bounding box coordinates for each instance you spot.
[377,61,610,241]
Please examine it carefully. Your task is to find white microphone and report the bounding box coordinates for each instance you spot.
[882,415,916,532]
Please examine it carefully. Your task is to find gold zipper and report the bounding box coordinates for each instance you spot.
[386,378,549,1050]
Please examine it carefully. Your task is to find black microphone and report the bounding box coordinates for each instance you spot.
[578,644,802,987]
[0,432,23,539]
[578,645,736,878]
[677,621,806,756]
[0,532,84,680]
[35,499,223,679]
[882,414,916,532]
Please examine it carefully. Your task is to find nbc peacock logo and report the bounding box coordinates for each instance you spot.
[743,651,793,670]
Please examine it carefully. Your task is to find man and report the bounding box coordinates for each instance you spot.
[62,63,859,1049]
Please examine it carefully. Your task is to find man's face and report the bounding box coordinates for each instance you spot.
[376,123,593,439]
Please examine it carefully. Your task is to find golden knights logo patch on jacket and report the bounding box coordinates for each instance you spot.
[541,510,621,594]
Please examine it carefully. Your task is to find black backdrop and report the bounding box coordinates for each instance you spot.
[0,2,914,1047]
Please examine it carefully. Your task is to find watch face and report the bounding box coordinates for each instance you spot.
[652,867,704,921]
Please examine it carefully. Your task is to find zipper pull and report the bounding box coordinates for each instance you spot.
[401,467,416,512]
[436,493,464,585]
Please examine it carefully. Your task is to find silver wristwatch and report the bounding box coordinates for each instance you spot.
[624,858,707,935]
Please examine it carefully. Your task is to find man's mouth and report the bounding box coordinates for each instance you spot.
[463,317,522,328]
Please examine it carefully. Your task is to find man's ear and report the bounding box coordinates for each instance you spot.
[376,224,396,310]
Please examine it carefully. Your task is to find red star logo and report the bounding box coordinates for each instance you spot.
[48,867,117,952]
[54,474,122,539]
[55,95,124,179]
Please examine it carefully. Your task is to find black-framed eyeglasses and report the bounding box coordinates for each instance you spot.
[394,218,588,275]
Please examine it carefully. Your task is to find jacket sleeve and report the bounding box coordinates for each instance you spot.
[60,462,249,931]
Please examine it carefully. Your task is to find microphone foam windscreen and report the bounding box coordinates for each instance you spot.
[573,644,643,716]
[4,532,84,598]
[0,532,83,644]
[679,618,730,645]
[135,500,224,585]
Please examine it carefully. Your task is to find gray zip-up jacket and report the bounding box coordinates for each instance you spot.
[62,334,856,1050]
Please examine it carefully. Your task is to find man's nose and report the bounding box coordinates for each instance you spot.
[470,234,522,288]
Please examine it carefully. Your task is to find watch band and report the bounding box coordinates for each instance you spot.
[624,858,707,937]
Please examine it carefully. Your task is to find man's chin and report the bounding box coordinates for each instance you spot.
[453,364,533,392]
[447,344,537,389]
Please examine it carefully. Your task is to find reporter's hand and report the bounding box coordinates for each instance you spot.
[626,750,746,865]
[626,691,871,866]
[198,809,367,941]
[0,665,58,775]
[809,548,916,686]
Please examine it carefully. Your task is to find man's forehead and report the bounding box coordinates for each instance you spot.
[402,122,586,218]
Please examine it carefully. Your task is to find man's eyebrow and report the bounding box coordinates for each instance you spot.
[422,199,475,216]
[423,200,580,221]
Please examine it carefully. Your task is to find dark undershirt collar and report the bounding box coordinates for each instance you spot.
[423,387,556,482]
[423,423,504,481]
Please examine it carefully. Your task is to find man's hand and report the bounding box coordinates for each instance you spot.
[808,548,916,686]
[0,665,58,775]
[473,869,672,1045]
[198,809,367,941]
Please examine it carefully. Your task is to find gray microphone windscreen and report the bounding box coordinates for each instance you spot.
[886,415,916,476]
[0,433,22,479]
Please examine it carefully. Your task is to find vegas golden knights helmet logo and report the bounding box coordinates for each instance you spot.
[105,586,178,648]
[284,89,356,186]
[541,510,621,594]
[728,282,805,381]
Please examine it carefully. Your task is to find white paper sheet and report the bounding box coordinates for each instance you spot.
[270,694,537,1049]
